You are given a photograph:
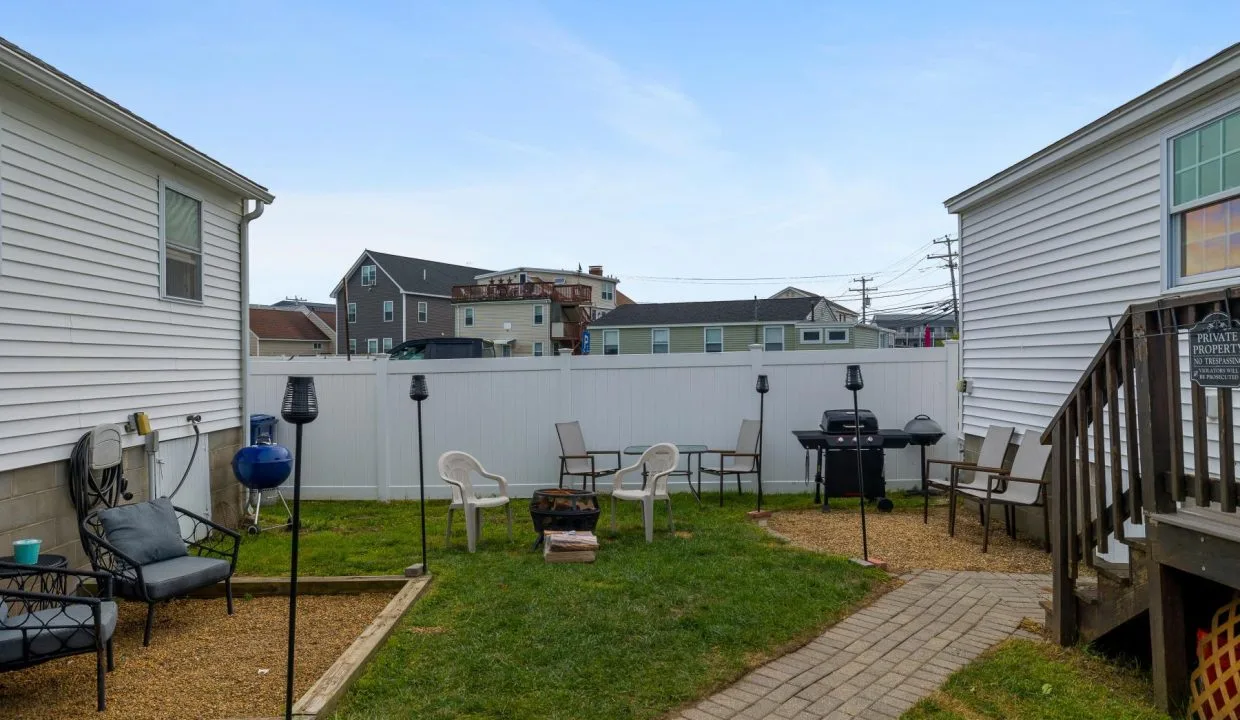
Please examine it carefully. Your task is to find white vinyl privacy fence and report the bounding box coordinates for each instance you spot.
[248,344,960,500]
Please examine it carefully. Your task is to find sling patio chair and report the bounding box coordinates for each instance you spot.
[555,421,622,492]
[954,433,1053,552]
[925,424,1014,534]
[699,419,762,507]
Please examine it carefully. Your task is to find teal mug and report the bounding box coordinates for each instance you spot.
[12,538,41,564]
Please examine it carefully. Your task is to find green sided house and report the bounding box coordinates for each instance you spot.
[585,295,892,355]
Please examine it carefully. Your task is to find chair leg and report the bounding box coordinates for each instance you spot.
[143,602,156,647]
[506,504,514,541]
[737,475,743,495]
[643,498,654,543]
[464,505,478,553]
[97,644,106,711]
[982,497,994,553]
[666,498,674,531]
[719,475,724,507]
[225,576,234,615]
[107,638,114,672]
[611,495,618,532]
[1041,501,1050,553]
[947,468,958,537]
[445,507,455,544]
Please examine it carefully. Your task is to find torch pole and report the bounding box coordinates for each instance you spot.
[853,389,868,562]
[285,423,303,720]
[417,398,428,571]
[757,390,765,512]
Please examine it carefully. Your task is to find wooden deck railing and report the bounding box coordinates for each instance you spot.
[452,282,592,304]
[1044,286,1240,644]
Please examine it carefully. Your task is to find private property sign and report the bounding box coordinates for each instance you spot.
[1190,311,1240,388]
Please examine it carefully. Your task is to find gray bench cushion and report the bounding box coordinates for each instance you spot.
[140,555,231,600]
[0,601,117,665]
[98,498,188,566]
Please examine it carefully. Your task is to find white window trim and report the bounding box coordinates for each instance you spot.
[1161,95,1240,293]
[347,303,357,323]
[382,337,393,352]
[157,178,205,304]
[825,328,850,344]
[361,264,377,287]
[651,327,670,354]
[533,304,545,326]
[799,327,823,344]
[383,300,394,322]
[704,326,723,352]
[763,325,785,351]
[367,338,379,354]
[603,329,620,355]
[533,341,544,356]
[601,283,615,301]
[417,301,428,323]
[463,306,475,327]
[349,338,357,354]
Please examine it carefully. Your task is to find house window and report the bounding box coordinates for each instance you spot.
[799,328,823,344]
[160,182,203,301]
[554,276,565,285]
[347,303,357,323]
[826,329,849,344]
[383,300,394,322]
[1170,109,1240,282]
[763,326,784,351]
[464,307,474,327]
[312,342,322,350]
[502,344,512,358]
[603,329,619,355]
[533,305,545,325]
[652,328,670,354]
[361,265,377,286]
[601,284,615,301]
[533,341,544,357]
[418,301,428,323]
[349,338,357,354]
[518,272,529,284]
[704,327,723,353]
[382,338,393,352]
[367,338,378,354]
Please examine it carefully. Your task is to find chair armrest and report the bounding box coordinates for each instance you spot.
[175,506,241,569]
[560,454,592,460]
[988,473,1050,485]
[0,562,115,600]
[719,452,760,458]
[80,528,143,589]
[611,460,644,491]
[478,469,509,495]
[0,587,106,606]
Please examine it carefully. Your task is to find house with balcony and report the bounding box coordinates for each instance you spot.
[451,265,620,356]
[330,250,489,355]
[584,295,890,355]
[872,313,958,347]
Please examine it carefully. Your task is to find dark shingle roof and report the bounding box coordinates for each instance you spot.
[367,250,489,296]
[593,296,819,327]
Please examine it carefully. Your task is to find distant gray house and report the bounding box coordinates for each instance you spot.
[330,250,489,355]
[585,296,890,355]
[872,313,958,348]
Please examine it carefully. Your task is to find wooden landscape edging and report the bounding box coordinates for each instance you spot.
[189,574,411,598]
[225,576,432,720]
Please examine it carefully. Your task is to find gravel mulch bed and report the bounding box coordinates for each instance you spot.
[0,592,394,720]
[769,504,1056,574]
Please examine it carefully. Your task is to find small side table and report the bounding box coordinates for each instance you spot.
[0,553,70,596]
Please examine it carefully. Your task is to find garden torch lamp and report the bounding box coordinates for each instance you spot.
[280,376,318,720]
[755,374,769,512]
[843,365,872,565]
[410,374,429,575]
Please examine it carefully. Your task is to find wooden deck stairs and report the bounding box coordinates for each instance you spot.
[1042,286,1240,713]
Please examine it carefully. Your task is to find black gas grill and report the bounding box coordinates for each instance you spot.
[793,409,913,509]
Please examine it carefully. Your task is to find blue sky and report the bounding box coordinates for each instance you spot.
[4,1,1239,311]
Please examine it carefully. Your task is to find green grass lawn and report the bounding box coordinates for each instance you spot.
[902,640,1171,720]
[237,491,884,720]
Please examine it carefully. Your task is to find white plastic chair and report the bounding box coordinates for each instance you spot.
[438,451,513,553]
[610,443,680,543]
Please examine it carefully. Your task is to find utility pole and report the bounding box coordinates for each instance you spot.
[849,277,875,324]
[928,235,960,334]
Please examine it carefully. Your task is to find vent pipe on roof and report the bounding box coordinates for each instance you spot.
[423,268,427,280]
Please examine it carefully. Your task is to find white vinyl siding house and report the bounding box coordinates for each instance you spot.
[945,45,1240,440]
[0,40,272,472]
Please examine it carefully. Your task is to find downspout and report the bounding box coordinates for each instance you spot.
[240,199,266,449]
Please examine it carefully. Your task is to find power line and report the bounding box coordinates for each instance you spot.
[928,235,960,331]
[849,276,875,323]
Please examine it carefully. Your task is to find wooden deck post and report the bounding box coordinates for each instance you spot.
[1049,422,1077,645]
[1149,560,1190,711]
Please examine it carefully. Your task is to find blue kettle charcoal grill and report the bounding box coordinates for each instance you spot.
[232,435,294,536]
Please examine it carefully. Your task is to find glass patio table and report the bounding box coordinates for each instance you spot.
[622,444,709,505]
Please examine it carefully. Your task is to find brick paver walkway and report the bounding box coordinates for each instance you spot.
[674,570,1051,720]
